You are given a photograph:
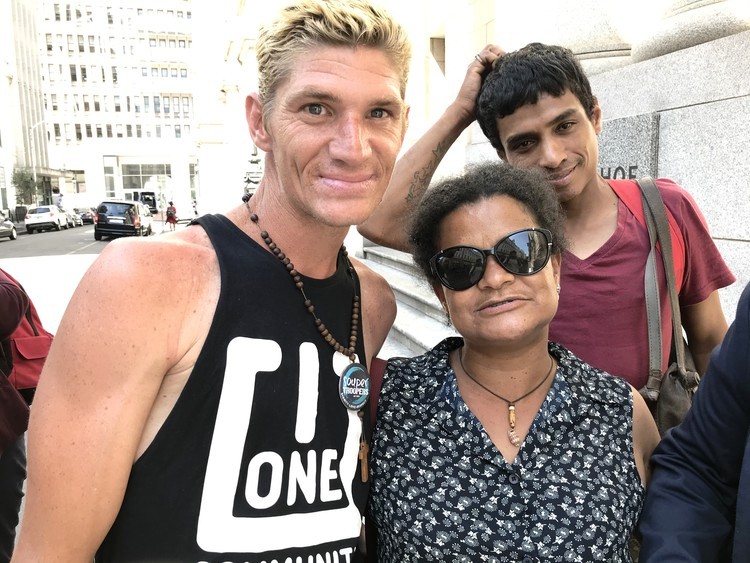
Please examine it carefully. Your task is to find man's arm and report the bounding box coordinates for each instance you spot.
[12,238,212,561]
[358,45,503,252]
[681,290,728,375]
[351,258,396,366]
[640,283,750,561]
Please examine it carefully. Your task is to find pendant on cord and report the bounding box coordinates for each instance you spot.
[338,362,370,411]
[507,404,522,447]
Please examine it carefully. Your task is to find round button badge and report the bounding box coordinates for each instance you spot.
[338,362,370,411]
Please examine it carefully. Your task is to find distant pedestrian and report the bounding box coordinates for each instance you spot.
[165,201,177,231]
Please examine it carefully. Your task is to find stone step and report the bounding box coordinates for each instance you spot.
[362,245,421,277]
[358,250,457,356]
[389,298,457,355]
[363,252,446,324]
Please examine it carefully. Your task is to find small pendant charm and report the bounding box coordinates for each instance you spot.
[508,428,522,448]
[338,362,370,411]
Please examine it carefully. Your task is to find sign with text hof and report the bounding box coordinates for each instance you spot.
[598,112,659,180]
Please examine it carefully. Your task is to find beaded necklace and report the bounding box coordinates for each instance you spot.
[246,202,371,481]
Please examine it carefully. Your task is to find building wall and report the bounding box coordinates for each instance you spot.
[39,0,198,211]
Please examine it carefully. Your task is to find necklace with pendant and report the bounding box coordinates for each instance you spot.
[459,348,554,448]
[246,203,371,481]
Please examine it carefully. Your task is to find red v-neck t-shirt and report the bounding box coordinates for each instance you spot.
[549,178,734,388]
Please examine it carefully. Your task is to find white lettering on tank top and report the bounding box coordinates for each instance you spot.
[196,337,361,553]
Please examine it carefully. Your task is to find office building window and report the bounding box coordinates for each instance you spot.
[114,96,120,112]
[153,96,161,114]
[51,94,58,111]
[141,67,148,77]
[151,67,158,77]
[161,68,168,77]
[85,124,92,137]
[94,95,100,111]
[180,68,187,78]
[66,4,71,21]
[126,125,132,137]
[144,97,150,113]
[54,124,61,139]
[163,96,170,114]
[54,3,60,21]
[182,97,190,115]
[89,36,95,53]
[175,125,181,139]
[159,39,166,48]
[178,39,185,48]
[155,125,161,138]
[96,125,103,138]
[78,35,84,52]
[83,95,89,111]
[80,66,87,82]
[67,35,74,52]
[116,125,123,138]
[69,64,77,82]
[111,66,118,84]
[106,125,113,138]
[169,39,175,48]
[46,34,53,52]
[149,38,156,47]
[171,68,177,78]
[75,124,82,141]
[134,96,141,113]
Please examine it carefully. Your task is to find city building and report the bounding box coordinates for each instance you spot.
[2,0,51,215]
[39,0,199,213]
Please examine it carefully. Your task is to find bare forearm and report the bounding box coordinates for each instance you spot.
[359,104,474,251]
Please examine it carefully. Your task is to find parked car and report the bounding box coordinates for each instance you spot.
[61,208,79,228]
[75,207,96,224]
[0,211,18,240]
[24,205,67,233]
[94,200,153,240]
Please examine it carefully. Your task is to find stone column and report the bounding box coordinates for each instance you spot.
[631,0,750,62]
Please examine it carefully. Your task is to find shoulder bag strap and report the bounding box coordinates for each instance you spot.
[637,177,688,372]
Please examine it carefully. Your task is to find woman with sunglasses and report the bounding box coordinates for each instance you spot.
[369,163,660,562]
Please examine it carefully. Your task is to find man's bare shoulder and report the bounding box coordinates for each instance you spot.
[77,226,218,321]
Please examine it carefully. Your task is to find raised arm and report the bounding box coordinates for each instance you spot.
[358,45,504,252]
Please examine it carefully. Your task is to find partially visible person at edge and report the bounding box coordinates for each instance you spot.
[358,42,734,388]
[0,268,31,562]
[639,280,750,562]
[165,200,177,231]
[369,162,661,561]
[12,1,410,561]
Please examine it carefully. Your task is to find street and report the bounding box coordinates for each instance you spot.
[0,222,167,332]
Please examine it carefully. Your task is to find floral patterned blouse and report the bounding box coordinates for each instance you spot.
[370,338,643,562]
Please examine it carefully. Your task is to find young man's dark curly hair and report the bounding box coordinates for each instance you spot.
[476,43,597,156]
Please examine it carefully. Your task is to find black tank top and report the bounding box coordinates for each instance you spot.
[96,214,369,562]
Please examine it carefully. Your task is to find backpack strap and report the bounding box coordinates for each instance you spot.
[608,179,686,292]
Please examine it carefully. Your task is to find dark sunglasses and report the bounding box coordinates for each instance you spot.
[429,228,553,291]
